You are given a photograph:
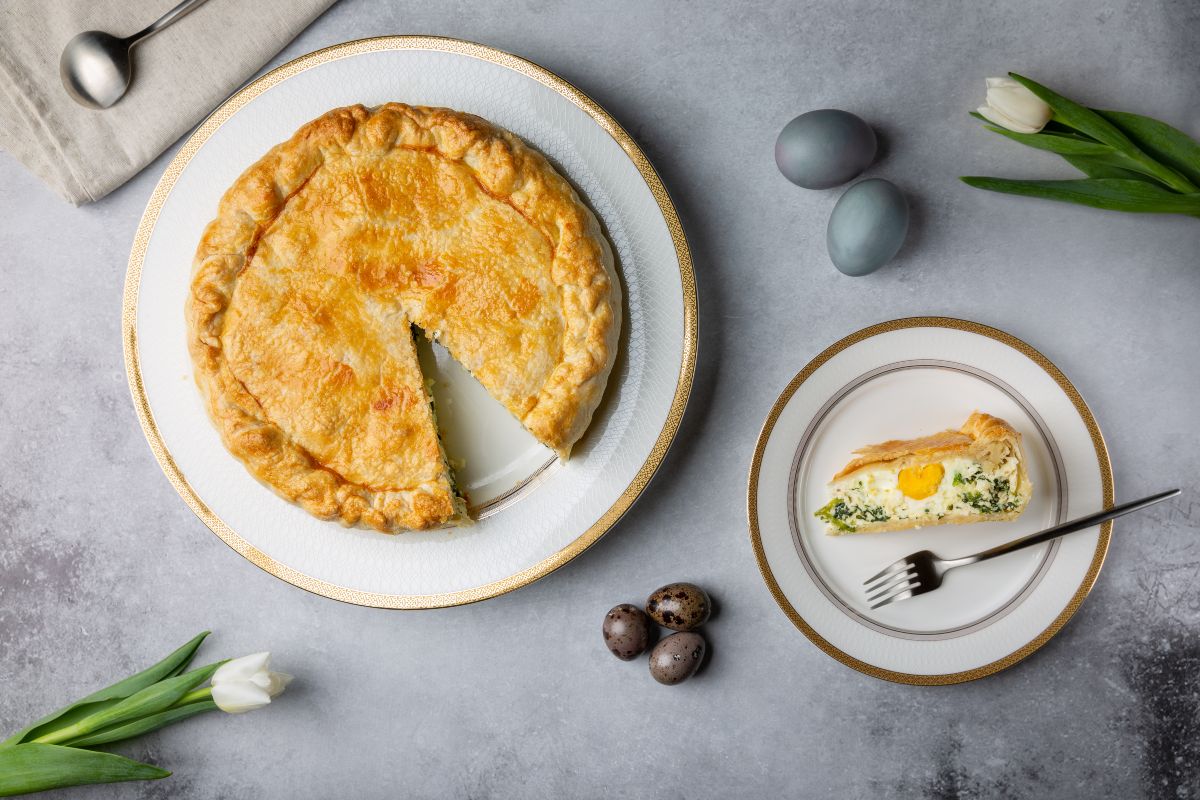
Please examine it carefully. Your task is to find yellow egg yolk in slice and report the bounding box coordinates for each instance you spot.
[897,463,945,500]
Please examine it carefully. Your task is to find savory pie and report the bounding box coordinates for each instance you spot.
[186,104,620,533]
[815,412,1032,535]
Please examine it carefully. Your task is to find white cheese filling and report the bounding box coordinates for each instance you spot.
[817,455,1023,533]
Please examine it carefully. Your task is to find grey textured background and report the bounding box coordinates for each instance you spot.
[2,1,1199,797]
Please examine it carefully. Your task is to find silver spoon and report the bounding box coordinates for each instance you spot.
[60,0,211,109]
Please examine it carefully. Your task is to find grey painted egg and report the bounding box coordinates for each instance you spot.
[648,632,707,685]
[826,178,909,276]
[775,109,877,190]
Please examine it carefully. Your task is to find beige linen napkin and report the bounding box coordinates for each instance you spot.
[0,0,335,204]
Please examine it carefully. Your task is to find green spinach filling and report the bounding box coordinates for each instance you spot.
[814,498,889,533]
[816,463,1022,531]
[953,468,1020,514]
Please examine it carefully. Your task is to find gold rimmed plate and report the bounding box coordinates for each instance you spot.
[123,37,696,608]
[747,318,1112,684]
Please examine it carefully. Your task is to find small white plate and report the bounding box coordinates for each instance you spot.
[748,318,1112,684]
[123,38,696,608]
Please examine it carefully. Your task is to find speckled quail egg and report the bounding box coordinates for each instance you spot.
[646,583,711,632]
[602,604,651,661]
[648,632,707,685]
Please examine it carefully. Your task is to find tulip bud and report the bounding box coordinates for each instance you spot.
[210,652,292,714]
[977,77,1052,134]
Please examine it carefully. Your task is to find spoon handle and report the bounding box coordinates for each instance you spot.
[129,0,212,45]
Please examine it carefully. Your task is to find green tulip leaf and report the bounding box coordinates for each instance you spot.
[980,125,1115,156]
[970,113,1097,144]
[66,701,218,748]
[33,661,225,746]
[0,743,169,797]
[1037,130,1103,143]
[1096,109,1200,187]
[1060,154,1159,182]
[2,632,210,746]
[960,177,1200,217]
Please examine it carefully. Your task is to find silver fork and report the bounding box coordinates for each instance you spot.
[862,488,1181,610]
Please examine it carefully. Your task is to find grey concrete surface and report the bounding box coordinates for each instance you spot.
[2,1,1199,797]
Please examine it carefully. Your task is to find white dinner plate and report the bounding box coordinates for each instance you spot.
[123,37,696,608]
[748,318,1112,684]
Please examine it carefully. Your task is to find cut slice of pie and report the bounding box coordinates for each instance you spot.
[814,412,1033,535]
[186,104,620,533]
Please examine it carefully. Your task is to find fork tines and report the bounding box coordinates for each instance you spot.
[863,559,920,610]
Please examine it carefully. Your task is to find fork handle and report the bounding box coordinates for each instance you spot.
[951,488,1181,567]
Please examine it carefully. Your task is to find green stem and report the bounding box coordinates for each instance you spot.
[33,722,95,747]
[176,687,212,707]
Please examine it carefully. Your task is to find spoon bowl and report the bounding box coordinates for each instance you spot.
[58,0,211,110]
[60,31,132,109]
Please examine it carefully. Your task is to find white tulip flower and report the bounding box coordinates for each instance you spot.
[210,652,292,714]
[977,77,1052,134]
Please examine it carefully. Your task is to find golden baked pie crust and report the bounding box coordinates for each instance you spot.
[186,104,619,532]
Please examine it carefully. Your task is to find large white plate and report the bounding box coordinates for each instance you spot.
[748,318,1112,684]
[123,37,696,608]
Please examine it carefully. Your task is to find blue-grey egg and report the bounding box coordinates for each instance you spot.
[826,179,909,276]
[775,109,877,189]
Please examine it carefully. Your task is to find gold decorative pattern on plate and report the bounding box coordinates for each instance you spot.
[123,36,697,609]
[746,317,1113,685]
